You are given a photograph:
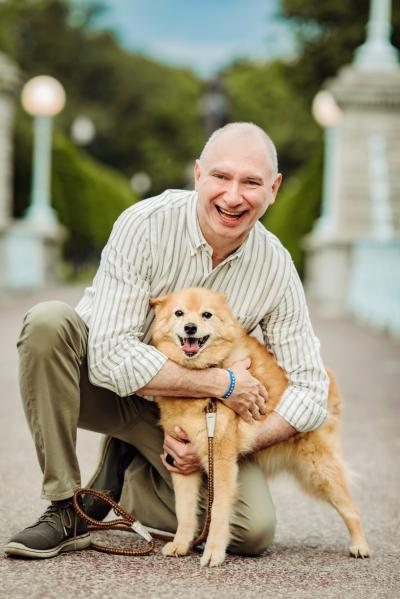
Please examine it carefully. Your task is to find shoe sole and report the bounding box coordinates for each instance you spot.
[4,532,91,559]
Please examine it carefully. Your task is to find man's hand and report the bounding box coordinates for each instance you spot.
[161,426,202,475]
[221,358,268,422]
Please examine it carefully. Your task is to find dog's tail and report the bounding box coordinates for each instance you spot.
[326,367,342,417]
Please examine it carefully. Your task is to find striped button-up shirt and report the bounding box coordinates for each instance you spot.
[76,189,329,432]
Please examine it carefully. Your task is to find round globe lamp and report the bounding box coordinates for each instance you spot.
[312,90,342,128]
[21,75,66,227]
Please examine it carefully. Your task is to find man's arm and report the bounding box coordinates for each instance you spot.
[86,210,168,396]
[139,357,268,422]
[260,262,329,433]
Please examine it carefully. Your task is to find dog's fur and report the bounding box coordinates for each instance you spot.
[150,287,369,567]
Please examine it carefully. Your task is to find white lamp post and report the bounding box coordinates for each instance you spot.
[21,75,66,228]
[3,75,66,289]
[312,90,343,236]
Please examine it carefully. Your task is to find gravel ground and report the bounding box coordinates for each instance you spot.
[0,284,399,599]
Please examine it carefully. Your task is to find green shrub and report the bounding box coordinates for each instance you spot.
[262,150,323,276]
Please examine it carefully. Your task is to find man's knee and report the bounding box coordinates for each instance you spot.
[18,301,83,357]
[229,508,276,556]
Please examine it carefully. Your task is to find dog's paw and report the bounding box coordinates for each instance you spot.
[162,540,190,557]
[350,542,370,558]
[200,545,226,567]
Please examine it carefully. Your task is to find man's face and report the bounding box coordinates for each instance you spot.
[195,130,282,248]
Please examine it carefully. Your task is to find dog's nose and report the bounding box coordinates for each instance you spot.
[184,323,197,336]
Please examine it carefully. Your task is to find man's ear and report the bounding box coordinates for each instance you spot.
[270,173,283,204]
[194,159,201,189]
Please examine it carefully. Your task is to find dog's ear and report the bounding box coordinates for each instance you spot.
[149,296,167,310]
[216,292,228,304]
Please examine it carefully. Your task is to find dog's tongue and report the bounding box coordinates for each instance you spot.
[182,338,200,354]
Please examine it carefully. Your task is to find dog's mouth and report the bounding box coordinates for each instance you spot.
[177,335,210,358]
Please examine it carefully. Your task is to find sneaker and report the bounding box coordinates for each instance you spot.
[83,436,136,521]
[4,499,91,559]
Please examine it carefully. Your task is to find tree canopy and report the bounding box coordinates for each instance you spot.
[1,0,205,195]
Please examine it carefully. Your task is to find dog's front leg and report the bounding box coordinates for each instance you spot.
[162,471,202,557]
[200,456,238,567]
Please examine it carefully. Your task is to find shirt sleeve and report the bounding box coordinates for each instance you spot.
[260,262,329,432]
[86,210,167,397]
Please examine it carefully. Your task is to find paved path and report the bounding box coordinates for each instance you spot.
[0,285,399,598]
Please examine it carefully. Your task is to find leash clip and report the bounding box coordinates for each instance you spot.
[206,412,216,438]
[131,520,153,542]
[206,398,217,438]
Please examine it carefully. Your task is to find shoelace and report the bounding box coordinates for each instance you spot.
[35,504,75,537]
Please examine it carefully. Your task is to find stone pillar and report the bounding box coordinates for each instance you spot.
[304,0,400,316]
[0,52,19,286]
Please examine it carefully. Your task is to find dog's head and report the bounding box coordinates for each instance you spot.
[150,288,242,368]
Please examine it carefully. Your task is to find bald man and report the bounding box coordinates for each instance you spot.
[5,123,328,560]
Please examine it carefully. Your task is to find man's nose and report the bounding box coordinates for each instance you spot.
[184,323,197,336]
[224,180,241,205]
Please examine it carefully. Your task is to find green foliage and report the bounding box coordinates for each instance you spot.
[13,112,137,262]
[262,149,323,276]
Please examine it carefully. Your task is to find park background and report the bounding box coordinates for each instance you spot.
[0,1,399,598]
[4,0,400,278]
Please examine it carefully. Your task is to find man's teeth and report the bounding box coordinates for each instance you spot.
[217,207,244,217]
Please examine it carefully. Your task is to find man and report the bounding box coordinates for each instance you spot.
[5,122,328,559]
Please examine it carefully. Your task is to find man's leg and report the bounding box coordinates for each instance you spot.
[5,301,142,557]
[16,300,143,500]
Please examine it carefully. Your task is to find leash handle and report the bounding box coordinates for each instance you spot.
[73,488,155,556]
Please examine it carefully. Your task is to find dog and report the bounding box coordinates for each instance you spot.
[150,287,370,567]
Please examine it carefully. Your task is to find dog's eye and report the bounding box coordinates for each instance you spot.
[202,311,212,319]
[175,310,184,317]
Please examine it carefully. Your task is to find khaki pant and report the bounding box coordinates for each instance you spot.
[18,301,276,555]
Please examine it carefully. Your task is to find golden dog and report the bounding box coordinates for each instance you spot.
[150,287,369,567]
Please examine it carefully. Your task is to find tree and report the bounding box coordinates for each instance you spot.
[282,0,400,101]
[0,0,205,196]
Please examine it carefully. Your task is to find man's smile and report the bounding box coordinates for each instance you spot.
[215,205,247,222]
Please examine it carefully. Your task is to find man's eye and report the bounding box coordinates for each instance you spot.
[214,173,225,180]
[202,311,212,319]
[175,310,184,317]
[247,180,259,186]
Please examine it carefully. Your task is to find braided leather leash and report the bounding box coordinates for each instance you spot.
[73,488,156,555]
[73,399,217,556]
[192,399,216,546]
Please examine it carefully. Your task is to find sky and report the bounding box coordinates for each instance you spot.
[89,0,295,78]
